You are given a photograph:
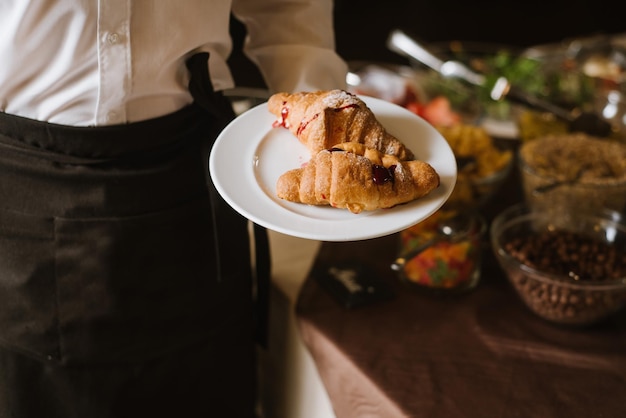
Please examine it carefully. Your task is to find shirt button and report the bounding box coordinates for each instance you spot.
[107,111,118,122]
[107,32,120,44]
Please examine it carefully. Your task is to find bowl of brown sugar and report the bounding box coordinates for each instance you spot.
[518,133,626,218]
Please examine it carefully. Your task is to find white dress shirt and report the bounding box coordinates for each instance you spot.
[0,0,348,126]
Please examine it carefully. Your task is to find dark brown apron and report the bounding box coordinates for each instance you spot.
[0,53,268,418]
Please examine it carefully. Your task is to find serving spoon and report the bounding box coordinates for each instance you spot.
[532,166,587,195]
[489,77,612,137]
[386,29,486,86]
[386,29,613,138]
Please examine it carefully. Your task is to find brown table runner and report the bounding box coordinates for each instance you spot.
[295,232,626,418]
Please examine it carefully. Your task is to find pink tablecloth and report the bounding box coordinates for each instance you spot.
[296,233,626,418]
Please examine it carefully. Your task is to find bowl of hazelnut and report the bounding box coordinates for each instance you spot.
[490,203,626,326]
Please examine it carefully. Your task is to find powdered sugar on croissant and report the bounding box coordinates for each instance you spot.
[276,143,439,214]
[268,90,415,161]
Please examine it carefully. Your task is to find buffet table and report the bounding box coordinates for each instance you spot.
[291,163,626,418]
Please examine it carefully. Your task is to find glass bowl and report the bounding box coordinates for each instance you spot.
[435,124,514,210]
[346,61,483,125]
[518,133,626,218]
[393,209,487,293]
[490,203,626,326]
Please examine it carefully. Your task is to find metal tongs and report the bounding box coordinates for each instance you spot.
[386,29,612,137]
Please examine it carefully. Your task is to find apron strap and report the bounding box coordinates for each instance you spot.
[186,52,271,348]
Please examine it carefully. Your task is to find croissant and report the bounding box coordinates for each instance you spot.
[268,89,415,161]
[276,143,439,214]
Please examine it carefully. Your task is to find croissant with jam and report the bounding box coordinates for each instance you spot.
[276,143,439,214]
[268,89,415,161]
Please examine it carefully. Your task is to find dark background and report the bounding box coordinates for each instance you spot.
[227,0,625,89]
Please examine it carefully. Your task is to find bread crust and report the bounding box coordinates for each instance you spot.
[276,144,440,214]
[268,90,415,161]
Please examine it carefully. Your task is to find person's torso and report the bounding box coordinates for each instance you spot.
[0,0,235,126]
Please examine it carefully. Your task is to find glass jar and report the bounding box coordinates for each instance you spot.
[392,210,486,293]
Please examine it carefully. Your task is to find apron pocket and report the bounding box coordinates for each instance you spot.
[54,197,221,365]
[0,209,60,361]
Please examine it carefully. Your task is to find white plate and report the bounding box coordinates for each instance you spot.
[209,95,456,242]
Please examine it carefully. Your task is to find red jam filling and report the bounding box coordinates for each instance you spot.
[272,102,290,128]
[372,164,396,184]
[330,148,395,184]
